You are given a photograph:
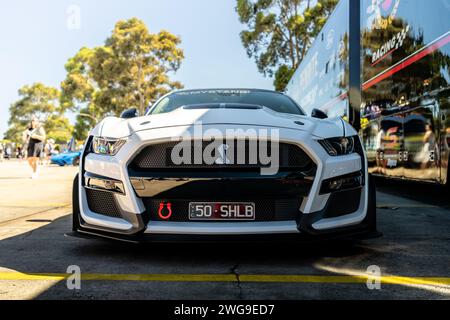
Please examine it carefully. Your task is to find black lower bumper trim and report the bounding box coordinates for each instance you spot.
[70,225,376,244]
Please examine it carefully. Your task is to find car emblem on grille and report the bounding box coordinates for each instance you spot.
[215,144,231,165]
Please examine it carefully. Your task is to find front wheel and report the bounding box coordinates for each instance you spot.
[364,174,378,235]
[72,174,81,231]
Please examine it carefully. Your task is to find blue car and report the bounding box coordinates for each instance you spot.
[51,151,81,166]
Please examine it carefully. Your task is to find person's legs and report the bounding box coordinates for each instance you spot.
[32,158,38,173]
[27,157,38,178]
[27,157,34,171]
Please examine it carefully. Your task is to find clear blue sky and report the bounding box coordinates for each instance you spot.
[0,0,273,138]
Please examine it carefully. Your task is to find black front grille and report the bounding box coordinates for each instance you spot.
[85,189,122,219]
[144,198,301,222]
[129,140,312,170]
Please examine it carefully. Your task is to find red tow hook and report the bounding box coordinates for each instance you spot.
[158,202,172,220]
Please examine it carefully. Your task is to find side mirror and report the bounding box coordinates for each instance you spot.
[121,108,139,119]
[145,103,153,115]
[311,108,328,119]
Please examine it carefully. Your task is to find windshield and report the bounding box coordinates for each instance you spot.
[149,89,304,115]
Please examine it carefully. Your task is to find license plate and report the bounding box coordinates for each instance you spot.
[189,202,255,221]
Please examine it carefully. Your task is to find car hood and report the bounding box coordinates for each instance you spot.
[96,107,348,139]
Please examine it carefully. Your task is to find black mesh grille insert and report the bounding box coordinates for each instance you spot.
[129,140,312,170]
[85,189,122,219]
[144,198,301,222]
[324,189,362,218]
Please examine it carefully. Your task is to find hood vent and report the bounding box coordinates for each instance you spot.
[183,103,263,110]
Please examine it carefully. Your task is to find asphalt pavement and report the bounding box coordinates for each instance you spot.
[0,160,449,300]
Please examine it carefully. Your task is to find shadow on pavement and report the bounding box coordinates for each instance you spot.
[0,214,375,300]
[375,177,450,207]
[1,207,449,299]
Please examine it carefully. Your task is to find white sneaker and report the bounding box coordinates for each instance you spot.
[31,172,38,179]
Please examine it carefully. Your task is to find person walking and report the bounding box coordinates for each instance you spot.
[23,117,46,179]
[16,145,23,160]
[0,142,4,162]
[5,146,11,160]
[44,139,55,165]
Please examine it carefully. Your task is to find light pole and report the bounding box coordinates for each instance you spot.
[349,0,362,132]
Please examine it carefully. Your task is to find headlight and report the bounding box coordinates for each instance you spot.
[92,137,127,156]
[319,136,356,156]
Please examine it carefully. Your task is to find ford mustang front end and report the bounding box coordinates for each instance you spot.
[71,89,377,243]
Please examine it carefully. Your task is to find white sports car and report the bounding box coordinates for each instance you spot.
[71,89,377,243]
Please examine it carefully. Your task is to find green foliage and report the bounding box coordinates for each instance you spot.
[274,65,295,92]
[45,115,74,144]
[5,83,73,143]
[73,106,97,141]
[236,0,338,91]
[4,127,23,144]
[8,83,60,124]
[61,18,184,140]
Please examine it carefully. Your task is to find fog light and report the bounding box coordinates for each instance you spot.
[320,172,363,195]
[329,179,343,191]
[84,173,125,195]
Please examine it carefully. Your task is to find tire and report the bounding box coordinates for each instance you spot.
[365,174,378,233]
[73,157,80,166]
[72,174,81,232]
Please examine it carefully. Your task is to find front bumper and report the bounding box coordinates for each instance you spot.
[76,125,370,242]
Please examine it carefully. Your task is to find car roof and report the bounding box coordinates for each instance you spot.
[178,87,281,93]
[170,88,284,95]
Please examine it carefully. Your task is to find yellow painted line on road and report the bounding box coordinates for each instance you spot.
[1,272,450,287]
[0,273,67,281]
[240,275,450,286]
[0,272,235,282]
[82,274,237,282]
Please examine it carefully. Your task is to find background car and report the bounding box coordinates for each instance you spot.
[51,138,81,166]
[51,150,81,166]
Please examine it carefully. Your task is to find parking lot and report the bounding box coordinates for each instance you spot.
[0,160,449,300]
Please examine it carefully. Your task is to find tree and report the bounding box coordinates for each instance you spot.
[236,0,338,91]
[274,64,295,92]
[61,18,184,140]
[5,83,73,143]
[44,115,74,143]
